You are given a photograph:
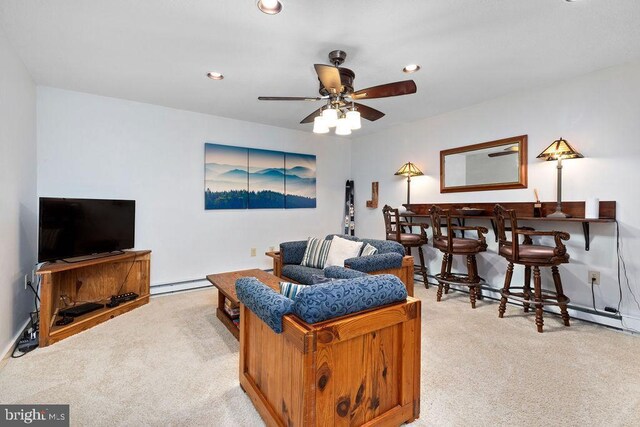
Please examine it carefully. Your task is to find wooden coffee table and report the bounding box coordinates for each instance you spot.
[206,269,281,340]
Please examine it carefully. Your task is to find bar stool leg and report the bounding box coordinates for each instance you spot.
[523,266,532,313]
[469,285,477,309]
[437,253,448,302]
[533,266,544,333]
[471,255,482,300]
[552,266,571,327]
[418,246,428,288]
[499,262,514,318]
[466,255,477,308]
[444,254,452,294]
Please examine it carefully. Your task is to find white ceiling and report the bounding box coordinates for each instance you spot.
[1,0,639,136]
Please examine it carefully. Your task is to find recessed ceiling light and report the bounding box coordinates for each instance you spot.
[257,0,282,15]
[402,64,421,73]
[206,72,224,80]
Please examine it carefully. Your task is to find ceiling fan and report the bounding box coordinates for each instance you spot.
[258,50,417,135]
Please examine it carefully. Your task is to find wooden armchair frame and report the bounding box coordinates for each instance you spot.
[239,297,422,426]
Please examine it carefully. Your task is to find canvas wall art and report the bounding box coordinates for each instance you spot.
[285,153,317,208]
[204,143,316,210]
[248,148,285,209]
[204,144,248,209]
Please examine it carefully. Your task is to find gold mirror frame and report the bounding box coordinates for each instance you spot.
[440,135,528,193]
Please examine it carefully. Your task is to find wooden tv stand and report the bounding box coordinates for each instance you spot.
[37,250,151,347]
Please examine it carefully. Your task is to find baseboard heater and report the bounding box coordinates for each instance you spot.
[150,270,274,296]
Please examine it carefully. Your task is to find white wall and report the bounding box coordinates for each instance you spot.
[351,61,640,331]
[37,88,351,288]
[0,27,37,355]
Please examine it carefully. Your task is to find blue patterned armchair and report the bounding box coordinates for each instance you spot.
[236,272,422,426]
[236,273,408,333]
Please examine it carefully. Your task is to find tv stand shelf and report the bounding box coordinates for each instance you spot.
[37,250,151,347]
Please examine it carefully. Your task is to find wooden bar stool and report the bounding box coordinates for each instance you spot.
[382,205,429,287]
[429,206,488,308]
[493,204,571,333]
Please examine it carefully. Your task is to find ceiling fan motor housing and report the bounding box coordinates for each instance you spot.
[319,67,355,96]
[328,50,347,66]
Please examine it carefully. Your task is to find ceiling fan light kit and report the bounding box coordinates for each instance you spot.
[321,107,339,128]
[259,50,417,136]
[346,109,361,130]
[335,116,352,136]
[312,116,329,134]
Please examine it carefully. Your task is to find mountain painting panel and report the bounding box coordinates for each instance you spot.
[248,148,285,209]
[204,143,249,209]
[285,153,316,208]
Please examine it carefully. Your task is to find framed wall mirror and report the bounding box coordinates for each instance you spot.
[440,135,528,193]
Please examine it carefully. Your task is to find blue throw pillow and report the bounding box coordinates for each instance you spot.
[360,243,378,256]
[300,237,332,269]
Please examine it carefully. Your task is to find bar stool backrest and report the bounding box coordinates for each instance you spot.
[493,204,519,261]
[382,205,401,241]
[429,206,454,253]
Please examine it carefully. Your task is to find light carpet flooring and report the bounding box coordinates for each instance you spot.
[1,284,640,426]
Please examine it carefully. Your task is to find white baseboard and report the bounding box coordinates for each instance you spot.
[620,314,640,333]
[150,279,211,296]
[446,284,636,333]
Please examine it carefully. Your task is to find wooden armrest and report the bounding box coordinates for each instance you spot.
[451,225,489,233]
[516,229,569,253]
[517,230,570,240]
[451,225,488,242]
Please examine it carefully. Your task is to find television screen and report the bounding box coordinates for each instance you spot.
[38,198,135,262]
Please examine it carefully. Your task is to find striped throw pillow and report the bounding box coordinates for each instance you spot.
[300,237,332,269]
[279,282,308,299]
[360,243,378,257]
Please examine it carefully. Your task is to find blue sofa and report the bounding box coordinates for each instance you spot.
[271,234,415,295]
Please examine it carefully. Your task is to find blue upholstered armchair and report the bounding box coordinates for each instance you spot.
[270,234,415,296]
[235,273,422,426]
[236,273,408,333]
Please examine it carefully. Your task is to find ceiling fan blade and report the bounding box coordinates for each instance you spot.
[352,80,417,100]
[300,108,322,124]
[258,96,323,101]
[314,64,342,94]
[353,102,385,121]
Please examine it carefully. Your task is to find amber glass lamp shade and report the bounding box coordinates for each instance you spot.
[536,138,583,161]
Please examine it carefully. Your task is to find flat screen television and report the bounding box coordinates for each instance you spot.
[38,197,135,262]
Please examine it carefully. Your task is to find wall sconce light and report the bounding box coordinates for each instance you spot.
[536,137,583,218]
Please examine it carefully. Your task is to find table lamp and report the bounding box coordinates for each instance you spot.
[536,137,583,218]
[394,162,424,205]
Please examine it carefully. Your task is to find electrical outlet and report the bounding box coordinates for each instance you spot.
[588,271,600,285]
[250,248,257,257]
[24,274,29,289]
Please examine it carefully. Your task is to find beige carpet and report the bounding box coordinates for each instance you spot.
[1,285,639,426]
